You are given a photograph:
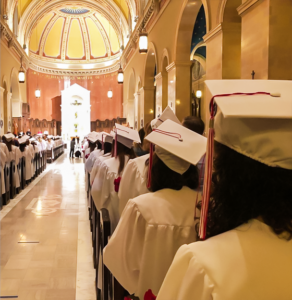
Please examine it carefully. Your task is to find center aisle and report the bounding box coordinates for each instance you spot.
[0,152,96,300]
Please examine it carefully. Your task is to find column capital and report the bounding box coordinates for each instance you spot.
[166,61,193,73]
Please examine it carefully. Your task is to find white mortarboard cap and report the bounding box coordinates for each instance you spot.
[151,106,181,129]
[105,135,113,143]
[19,135,30,144]
[30,138,36,142]
[98,131,110,142]
[87,132,99,143]
[44,131,49,135]
[115,124,141,148]
[205,80,292,169]
[145,119,207,174]
[4,133,15,141]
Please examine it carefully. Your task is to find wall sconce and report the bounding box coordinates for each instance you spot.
[196,90,202,98]
[149,109,154,114]
[107,90,113,98]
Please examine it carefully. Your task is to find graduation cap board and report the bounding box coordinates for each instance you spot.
[87,132,99,143]
[199,79,292,240]
[113,123,141,152]
[145,119,207,190]
[19,135,30,144]
[4,133,15,141]
[151,106,181,129]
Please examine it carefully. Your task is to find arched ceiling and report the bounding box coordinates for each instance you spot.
[5,0,138,71]
[29,6,121,63]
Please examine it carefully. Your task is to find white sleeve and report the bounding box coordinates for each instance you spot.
[118,160,148,215]
[103,200,146,294]
[91,162,110,210]
[157,245,214,300]
[90,158,100,185]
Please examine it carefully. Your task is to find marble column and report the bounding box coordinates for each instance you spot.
[155,73,163,117]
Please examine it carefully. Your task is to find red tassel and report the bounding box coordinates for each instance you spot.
[144,289,157,300]
[114,177,121,192]
[147,143,154,189]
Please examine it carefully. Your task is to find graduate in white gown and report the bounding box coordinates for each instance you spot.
[19,135,33,181]
[91,125,140,232]
[118,106,181,215]
[85,132,109,174]
[84,132,99,192]
[0,147,7,196]
[3,133,21,189]
[157,80,292,300]
[90,134,114,185]
[103,120,207,299]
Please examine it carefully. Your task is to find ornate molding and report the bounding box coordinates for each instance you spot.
[203,23,222,43]
[237,0,260,16]
[0,19,29,68]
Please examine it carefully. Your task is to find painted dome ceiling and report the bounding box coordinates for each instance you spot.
[29,5,121,66]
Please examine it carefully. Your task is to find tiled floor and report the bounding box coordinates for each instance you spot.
[0,153,96,300]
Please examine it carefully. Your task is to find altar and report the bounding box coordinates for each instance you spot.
[61,84,91,141]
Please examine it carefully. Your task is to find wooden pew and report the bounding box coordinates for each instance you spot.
[21,156,26,189]
[3,162,10,205]
[9,160,16,200]
[16,159,22,194]
[47,149,53,163]
[100,208,126,300]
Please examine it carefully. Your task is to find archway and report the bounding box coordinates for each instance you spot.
[127,69,136,128]
[171,0,208,121]
[221,0,242,79]
[143,44,157,125]
[160,49,170,112]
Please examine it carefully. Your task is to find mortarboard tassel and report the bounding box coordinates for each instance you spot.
[199,91,274,240]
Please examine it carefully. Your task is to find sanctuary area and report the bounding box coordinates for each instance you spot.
[0,0,291,300]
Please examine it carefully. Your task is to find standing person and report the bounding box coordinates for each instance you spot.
[103,120,207,299]
[157,80,292,300]
[70,138,75,158]
[19,135,33,182]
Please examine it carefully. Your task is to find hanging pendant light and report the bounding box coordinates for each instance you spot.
[139,28,148,54]
[107,90,113,99]
[18,58,25,83]
[117,64,124,84]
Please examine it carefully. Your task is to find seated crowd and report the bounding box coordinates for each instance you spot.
[83,80,292,300]
[0,130,64,208]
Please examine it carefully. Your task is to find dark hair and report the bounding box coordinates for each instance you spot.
[182,116,205,135]
[112,141,136,175]
[205,141,292,240]
[2,136,12,151]
[104,141,112,155]
[97,141,102,150]
[150,153,199,192]
[88,141,96,152]
[20,143,26,152]
[139,128,145,145]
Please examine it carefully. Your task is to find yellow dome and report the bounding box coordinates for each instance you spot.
[29,6,121,64]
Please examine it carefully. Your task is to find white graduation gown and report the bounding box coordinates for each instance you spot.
[85,149,104,192]
[103,186,198,299]
[118,154,150,215]
[90,153,112,185]
[28,144,34,176]
[0,148,7,194]
[91,156,129,231]
[23,147,33,180]
[157,219,292,300]
[85,149,104,173]
[7,145,21,189]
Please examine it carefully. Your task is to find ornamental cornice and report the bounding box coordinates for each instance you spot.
[237,0,260,16]
[0,19,29,68]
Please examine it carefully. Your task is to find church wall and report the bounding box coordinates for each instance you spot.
[27,69,123,122]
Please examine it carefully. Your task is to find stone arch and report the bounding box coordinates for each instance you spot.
[220,0,242,79]
[143,42,157,124]
[174,0,209,63]
[161,49,170,111]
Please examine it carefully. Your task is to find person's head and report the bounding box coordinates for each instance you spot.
[20,143,26,152]
[88,141,96,152]
[138,128,145,145]
[97,141,102,150]
[112,141,136,175]
[2,135,13,151]
[73,138,75,142]
[205,141,292,240]
[142,122,153,153]
[149,152,199,192]
[182,116,205,135]
[104,141,112,155]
